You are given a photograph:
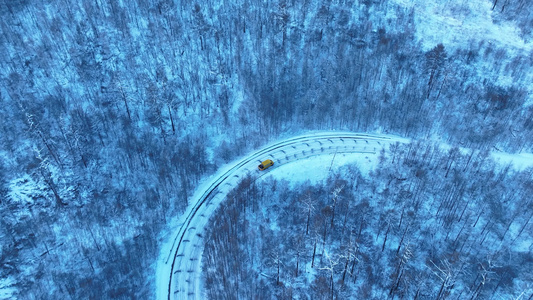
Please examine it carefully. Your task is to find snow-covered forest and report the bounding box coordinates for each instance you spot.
[1,0,532,298]
[203,143,533,299]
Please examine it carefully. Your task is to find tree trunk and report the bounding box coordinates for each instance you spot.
[168,104,175,132]
[306,209,311,235]
[382,224,390,252]
[436,279,446,300]
[396,226,408,255]
[311,238,317,268]
[342,256,349,282]
[296,250,299,277]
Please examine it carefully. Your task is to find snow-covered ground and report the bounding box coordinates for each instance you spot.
[390,0,533,104]
[391,0,532,53]
[155,131,533,299]
[0,277,16,300]
[156,132,406,299]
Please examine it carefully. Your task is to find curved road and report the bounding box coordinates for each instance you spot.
[157,132,409,300]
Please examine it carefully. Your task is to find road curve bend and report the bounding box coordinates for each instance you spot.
[157,132,408,300]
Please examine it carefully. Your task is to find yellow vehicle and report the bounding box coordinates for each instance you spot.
[258,159,274,171]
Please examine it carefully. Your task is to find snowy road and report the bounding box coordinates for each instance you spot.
[156,132,410,300]
[156,132,533,299]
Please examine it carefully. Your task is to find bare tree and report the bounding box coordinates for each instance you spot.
[299,192,316,235]
[330,183,345,229]
[469,256,499,299]
[427,258,466,300]
[425,44,447,99]
[319,250,341,300]
[390,241,413,296]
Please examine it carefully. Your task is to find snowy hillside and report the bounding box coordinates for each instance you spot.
[202,141,533,299]
[1,0,532,299]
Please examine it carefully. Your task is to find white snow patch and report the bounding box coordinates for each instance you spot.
[491,152,533,171]
[7,175,41,205]
[0,277,16,300]
[392,0,532,53]
[262,152,379,186]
